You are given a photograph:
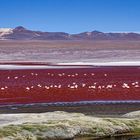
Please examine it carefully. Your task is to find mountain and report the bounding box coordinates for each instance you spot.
[0,26,140,40]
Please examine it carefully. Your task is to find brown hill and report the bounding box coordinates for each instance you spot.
[1,26,140,40]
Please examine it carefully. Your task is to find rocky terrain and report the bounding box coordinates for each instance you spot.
[1,26,140,40]
[0,111,139,140]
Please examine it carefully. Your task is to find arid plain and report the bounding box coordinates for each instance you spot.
[0,40,140,63]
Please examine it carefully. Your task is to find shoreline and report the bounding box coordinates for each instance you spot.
[0,103,139,117]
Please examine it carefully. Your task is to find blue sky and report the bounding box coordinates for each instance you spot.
[0,0,140,33]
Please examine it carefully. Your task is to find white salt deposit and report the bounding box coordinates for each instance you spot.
[0,65,85,70]
[0,61,140,70]
[58,61,140,66]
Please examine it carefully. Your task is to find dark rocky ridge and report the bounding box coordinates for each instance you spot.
[1,26,140,40]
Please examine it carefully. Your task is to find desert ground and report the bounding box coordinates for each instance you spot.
[0,40,140,63]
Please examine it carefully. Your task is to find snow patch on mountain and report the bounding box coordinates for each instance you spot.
[0,28,13,38]
[86,32,92,36]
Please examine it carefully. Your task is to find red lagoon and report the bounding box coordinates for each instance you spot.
[0,64,140,105]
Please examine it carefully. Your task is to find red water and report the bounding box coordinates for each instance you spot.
[0,65,140,105]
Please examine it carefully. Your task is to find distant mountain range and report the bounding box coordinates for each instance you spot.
[0,26,140,40]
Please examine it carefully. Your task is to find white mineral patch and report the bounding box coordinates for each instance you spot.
[0,64,85,70]
[58,61,140,66]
